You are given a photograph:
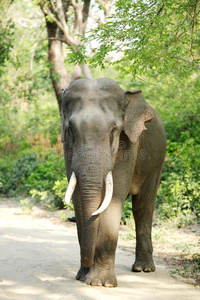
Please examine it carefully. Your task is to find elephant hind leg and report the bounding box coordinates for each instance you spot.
[131,167,163,272]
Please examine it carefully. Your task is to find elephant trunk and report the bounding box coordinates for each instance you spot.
[81,206,99,267]
[79,167,104,267]
[64,149,113,268]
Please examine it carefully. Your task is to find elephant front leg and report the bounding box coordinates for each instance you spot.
[84,258,117,287]
[82,201,123,287]
[76,237,118,287]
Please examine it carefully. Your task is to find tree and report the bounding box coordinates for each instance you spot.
[0,1,15,76]
[35,0,113,110]
[71,0,200,79]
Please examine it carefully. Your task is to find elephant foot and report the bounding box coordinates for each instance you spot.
[132,259,155,273]
[76,266,90,281]
[82,266,117,287]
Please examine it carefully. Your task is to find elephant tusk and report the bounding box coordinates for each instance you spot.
[64,172,77,204]
[92,171,113,216]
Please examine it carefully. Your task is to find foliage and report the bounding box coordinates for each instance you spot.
[156,139,200,225]
[23,151,67,209]
[20,198,33,211]
[69,0,200,79]
[0,152,41,196]
[53,177,68,200]
[0,93,61,155]
[24,151,64,190]
[151,74,200,144]
[52,177,74,210]
[192,253,200,275]
[1,0,51,99]
[0,0,67,210]
[0,1,15,76]
[121,195,132,224]
[0,150,68,209]
[0,0,59,155]
[0,19,15,76]
[29,189,58,210]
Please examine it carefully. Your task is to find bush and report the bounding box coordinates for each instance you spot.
[28,176,71,211]
[52,177,74,209]
[0,150,69,209]
[29,189,60,210]
[24,151,67,209]
[121,195,132,224]
[156,139,200,224]
[0,152,40,196]
[24,151,65,191]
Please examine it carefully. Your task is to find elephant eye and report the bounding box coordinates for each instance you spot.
[111,126,117,133]
[68,125,75,143]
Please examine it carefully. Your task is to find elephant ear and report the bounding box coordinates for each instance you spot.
[61,110,66,143]
[124,90,154,144]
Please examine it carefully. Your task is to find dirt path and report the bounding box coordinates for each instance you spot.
[0,199,199,300]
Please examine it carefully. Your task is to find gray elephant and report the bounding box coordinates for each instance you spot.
[61,78,167,287]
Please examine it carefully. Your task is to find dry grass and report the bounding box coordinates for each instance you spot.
[27,132,63,154]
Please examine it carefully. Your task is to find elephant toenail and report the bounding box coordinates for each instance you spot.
[91,279,102,286]
[144,267,151,272]
[104,280,115,288]
[132,265,142,272]
[84,277,91,285]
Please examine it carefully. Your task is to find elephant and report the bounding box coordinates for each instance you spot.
[61,78,167,287]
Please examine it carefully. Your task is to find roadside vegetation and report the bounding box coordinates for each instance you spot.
[0,0,199,284]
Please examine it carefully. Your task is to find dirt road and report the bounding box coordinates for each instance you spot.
[0,199,199,300]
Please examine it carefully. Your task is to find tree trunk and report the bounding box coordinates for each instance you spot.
[39,0,96,111]
[46,21,71,111]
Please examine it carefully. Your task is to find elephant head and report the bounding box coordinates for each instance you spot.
[61,78,153,268]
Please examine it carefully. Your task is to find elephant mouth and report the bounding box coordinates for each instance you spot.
[64,171,113,215]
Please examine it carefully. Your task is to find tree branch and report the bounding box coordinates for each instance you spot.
[187,15,194,59]
[89,13,104,25]
[71,0,80,41]
[82,0,91,23]
[39,2,64,31]
[96,0,113,20]
[71,0,78,9]
[56,0,77,45]
[176,57,200,70]
[156,3,164,16]
[192,0,199,30]
[50,0,56,12]
[77,0,83,35]
[40,0,76,46]
[135,76,158,86]
[189,0,199,58]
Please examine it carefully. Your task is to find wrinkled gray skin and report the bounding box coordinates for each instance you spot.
[61,78,167,288]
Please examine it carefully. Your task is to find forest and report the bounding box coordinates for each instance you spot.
[0,1,199,228]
